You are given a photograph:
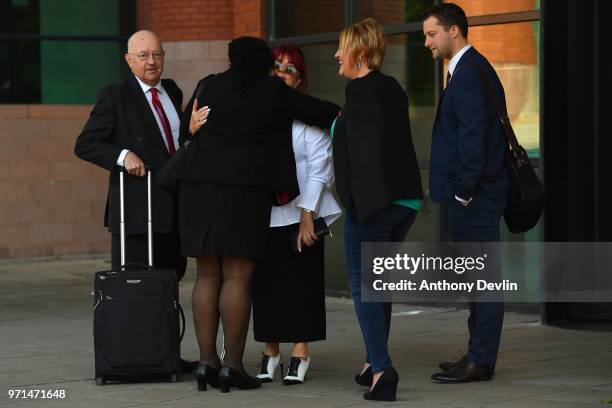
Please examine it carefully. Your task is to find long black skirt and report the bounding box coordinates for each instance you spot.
[252,223,326,343]
[179,182,273,261]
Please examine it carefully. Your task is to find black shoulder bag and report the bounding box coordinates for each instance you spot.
[469,62,546,233]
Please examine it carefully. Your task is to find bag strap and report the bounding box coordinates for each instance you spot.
[466,62,529,166]
[178,302,186,341]
[182,81,207,150]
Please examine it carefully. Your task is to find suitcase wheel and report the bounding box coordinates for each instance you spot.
[95,377,105,386]
[170,374,179,383]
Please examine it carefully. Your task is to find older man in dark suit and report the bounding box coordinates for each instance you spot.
[75,30,206,373]
[423,4,509,383]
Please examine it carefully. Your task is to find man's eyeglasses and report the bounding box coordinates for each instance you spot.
[274,60,299,75]
[128,51,165,61]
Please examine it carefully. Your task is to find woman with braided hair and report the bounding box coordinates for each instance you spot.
[178,36,339,393]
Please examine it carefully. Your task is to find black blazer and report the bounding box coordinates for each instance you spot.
[179,69,340,192]
[333,70,423,222]
[75,75,183,234]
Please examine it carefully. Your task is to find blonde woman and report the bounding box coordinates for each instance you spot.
[332,18,423,401]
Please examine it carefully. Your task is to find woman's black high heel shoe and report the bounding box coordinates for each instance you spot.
[354,365,373,387]
[195,363,220,391]
[219,366,262,393]
[363,367,399,402]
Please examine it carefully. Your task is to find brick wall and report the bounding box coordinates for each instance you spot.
[137,0,234,41]
[234,0,265,38]
[136,0,266,42]
[0,105,108,258]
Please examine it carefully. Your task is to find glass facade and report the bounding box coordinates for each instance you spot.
[269,0,345,39]
[467,21,540,157]
[353,0,434,25]
[451,0,539,15]
[0,0,133,104]
[268,0,542,293]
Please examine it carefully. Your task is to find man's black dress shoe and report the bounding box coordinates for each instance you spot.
[438,352,468,372]
[181,359,199,373]
[431,361,494,383]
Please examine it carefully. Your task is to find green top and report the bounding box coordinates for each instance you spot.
[393,198,421,211]
[330,118,421,212]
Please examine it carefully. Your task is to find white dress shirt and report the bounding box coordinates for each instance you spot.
[117,76,181,164]
[270,121,342,228]
[448,43,472,80]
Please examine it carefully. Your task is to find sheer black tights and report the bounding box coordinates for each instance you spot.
[192,255,254,372]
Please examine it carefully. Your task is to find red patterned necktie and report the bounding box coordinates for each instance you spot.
[150,87,176,155]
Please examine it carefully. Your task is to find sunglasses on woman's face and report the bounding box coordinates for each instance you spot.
[274,60,299,75]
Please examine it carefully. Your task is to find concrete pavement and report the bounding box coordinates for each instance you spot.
[1,256,612,407]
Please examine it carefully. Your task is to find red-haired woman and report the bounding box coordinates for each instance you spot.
[252,44,342,385]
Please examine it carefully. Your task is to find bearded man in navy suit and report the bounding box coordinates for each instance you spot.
[423,3,508,383]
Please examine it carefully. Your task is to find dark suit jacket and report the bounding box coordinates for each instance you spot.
[75,75,183,234]
[430,47,508,225]
[178,69,340,192]
[333,70,423,222]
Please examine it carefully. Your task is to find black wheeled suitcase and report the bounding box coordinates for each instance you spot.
[93,168,183,385]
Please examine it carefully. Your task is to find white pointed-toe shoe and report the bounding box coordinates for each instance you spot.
[256,352,282,383]
[282,356,310,385]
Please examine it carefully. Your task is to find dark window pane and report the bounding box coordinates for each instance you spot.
[0,0,133,103]
[40,0,120,36]
[40,40,126,104]
[0,39,40,103]
[0,39,127,104]
[270,0,344,39]
[0,0,39,34]
[353,0,434,25]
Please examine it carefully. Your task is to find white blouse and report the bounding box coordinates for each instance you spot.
[270,120,342,228]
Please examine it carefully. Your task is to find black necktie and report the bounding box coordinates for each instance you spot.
[446,71,451,87]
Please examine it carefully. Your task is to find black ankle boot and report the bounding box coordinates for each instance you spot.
[195,363,220,391]
[354,365,373,387]
[363,367,399,402]
[219,366,262,393]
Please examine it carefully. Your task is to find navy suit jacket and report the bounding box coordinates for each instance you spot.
[429,47,508,225]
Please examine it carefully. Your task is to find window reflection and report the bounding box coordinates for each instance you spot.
[0,0,130,104]
[353,0,434,25]
[270,0,345,39]
[461,21,540,156]
[449,0,539,15]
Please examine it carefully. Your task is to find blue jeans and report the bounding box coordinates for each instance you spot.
[344,204,418,373]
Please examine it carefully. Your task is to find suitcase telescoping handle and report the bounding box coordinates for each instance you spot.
[119,167,153,269]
